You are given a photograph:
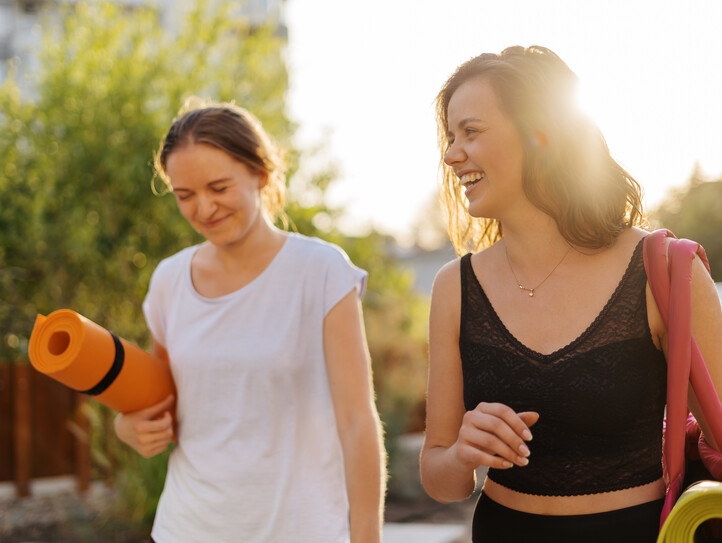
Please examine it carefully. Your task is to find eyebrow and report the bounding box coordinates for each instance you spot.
[172,177,232,192]
[207,177,232,186]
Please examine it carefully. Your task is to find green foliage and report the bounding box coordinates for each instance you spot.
[0,1,293,362]
[82,400,170,534]
[0,0,430,532]
[651,172,722,281]
[323,231,430,437]
[286,192,430,437]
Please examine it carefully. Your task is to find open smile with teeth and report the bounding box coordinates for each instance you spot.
[460,172,485,189]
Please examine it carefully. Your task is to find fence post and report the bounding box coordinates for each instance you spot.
[13,363,31,498]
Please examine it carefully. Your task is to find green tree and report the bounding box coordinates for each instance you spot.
[0,1,292,362]
[0,0,430,532]
[651,169,722,281]
[0,2,297,534]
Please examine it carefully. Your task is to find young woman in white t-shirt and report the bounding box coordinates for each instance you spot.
[114,101,385,543]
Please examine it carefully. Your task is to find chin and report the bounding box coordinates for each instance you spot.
[201,230,233,246]
[467,202,494,219]
[467,192,507,220]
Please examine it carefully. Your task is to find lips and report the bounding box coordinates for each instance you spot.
[201,215,230,229]
[460,171,485,193]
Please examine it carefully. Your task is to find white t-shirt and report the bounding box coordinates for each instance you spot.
[142,233,367,543]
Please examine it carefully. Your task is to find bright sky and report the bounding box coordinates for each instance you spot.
[284,0,722,244]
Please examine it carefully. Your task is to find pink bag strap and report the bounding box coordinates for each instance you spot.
[642,229,722,525]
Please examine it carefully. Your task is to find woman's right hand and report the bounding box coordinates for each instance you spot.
[452,402,539,472]
[114,394,176,458]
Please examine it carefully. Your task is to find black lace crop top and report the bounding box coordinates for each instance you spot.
[459,239,667,496]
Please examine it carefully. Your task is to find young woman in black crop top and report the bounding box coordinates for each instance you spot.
[419,46,722,542]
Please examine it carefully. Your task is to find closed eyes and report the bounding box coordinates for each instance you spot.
[173,183,229,200]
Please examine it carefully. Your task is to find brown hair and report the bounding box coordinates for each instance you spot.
[436,45,645,254]
[154,98,287,227]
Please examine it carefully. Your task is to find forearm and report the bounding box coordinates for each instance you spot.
[420,444,477,503]
[338,413,386,543]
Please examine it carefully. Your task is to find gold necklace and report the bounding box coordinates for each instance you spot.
[504,241,571,298]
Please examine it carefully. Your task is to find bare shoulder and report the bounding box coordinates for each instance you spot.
[628,226,648,243]
[430,258,464,334]
[618,226,647,254]
[432,258,462,296]
[588,227,647,270]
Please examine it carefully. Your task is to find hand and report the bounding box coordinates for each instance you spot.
[451,402,539,472]
[114,394,176,458]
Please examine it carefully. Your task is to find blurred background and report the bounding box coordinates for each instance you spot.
[1,1,721,541]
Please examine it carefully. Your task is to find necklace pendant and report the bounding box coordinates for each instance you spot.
[504,240,572,299]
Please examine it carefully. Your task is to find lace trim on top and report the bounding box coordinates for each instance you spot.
[459,238,667,496]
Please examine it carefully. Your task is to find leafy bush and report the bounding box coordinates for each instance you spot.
[0,0,430,532]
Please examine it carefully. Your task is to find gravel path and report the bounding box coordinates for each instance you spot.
[0,480,147,543]
[0,478,475,542]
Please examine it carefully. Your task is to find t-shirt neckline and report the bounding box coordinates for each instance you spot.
[184,234,294,303]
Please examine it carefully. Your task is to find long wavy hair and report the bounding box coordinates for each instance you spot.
[436,45,645,254]
[154,98,288,227]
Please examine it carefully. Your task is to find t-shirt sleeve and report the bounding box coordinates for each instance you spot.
[142,263,168,348]
[322,245,368,317]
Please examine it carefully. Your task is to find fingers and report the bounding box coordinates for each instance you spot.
[456,426,522,470]
[519,411,540,429]
[456,403,537,470]
[134,411,174,439]
[114,402,175,458]
[475,403,535,438]
[136,410,174,433]
[136,418,175,457]
[138,394,175,420]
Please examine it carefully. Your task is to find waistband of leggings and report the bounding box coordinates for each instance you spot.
[478,491,665,520]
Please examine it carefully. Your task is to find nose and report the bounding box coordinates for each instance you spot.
[443,140,465,167]
[197,194,219,220]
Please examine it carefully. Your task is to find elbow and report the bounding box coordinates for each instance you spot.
[419,449,475,504]
[420,473,474,504]
[420,476,455,504]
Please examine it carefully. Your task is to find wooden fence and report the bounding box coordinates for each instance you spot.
[0,362,90,497]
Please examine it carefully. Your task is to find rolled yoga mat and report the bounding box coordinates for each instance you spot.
[29,309,175,413]
[657,481,722,542]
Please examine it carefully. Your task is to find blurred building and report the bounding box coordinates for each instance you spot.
[396,244,722,302]
[0,0,286,82]
[393,242,457,297]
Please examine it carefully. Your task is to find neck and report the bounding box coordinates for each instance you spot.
[209,214,283,272]
[500,213,572,267]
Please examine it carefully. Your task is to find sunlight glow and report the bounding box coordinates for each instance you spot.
[285,0,722,240]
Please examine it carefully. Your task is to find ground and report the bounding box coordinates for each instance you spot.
[386,493,477,525]
[0,483,477,543]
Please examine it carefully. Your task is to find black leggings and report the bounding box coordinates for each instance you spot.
[472,493,664,543]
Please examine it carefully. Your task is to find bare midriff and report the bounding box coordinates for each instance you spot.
[482,477,666,516]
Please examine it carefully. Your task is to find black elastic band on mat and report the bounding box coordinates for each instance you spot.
[81,332,124,396]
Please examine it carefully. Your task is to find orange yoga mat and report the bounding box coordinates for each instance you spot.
[29,309,175,413]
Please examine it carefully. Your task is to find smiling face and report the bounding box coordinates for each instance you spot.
[443,76,526,221]
[166,143,267,248]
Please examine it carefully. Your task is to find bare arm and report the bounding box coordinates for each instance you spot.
[324,289,385,543]
[113,337,175,457]
[420,260,537,503]
[687,256,722,451]
[649,252,722,451]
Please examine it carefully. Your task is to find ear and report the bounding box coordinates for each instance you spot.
[256,170,269,190]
